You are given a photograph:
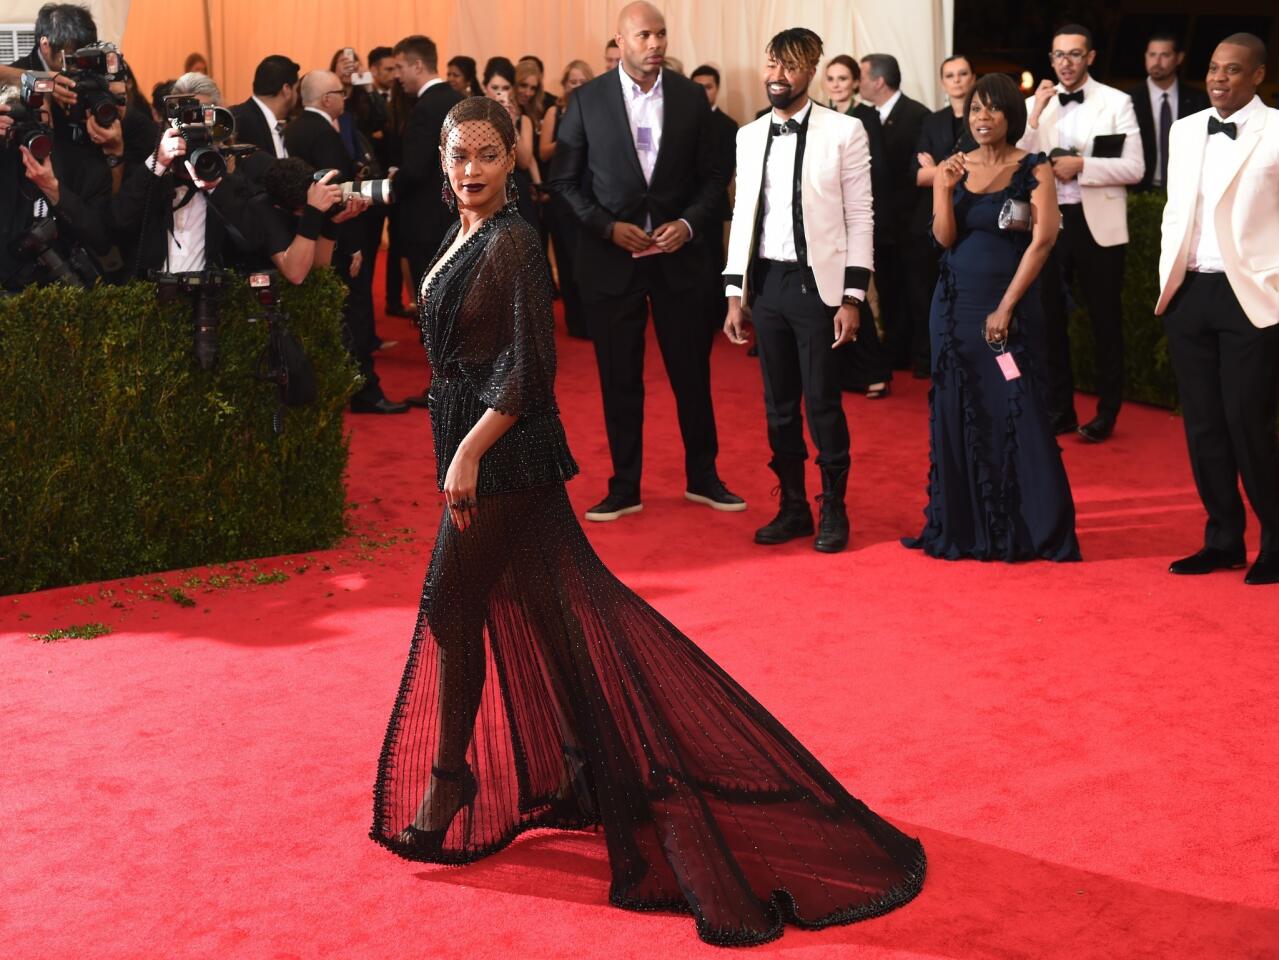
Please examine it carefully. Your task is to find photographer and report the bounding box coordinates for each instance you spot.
[111,72,257,278]
[0,91,111,291]
[1,4,96,113]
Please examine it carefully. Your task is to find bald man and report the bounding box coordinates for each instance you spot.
[285,70,407,413]
[549,0,740,521]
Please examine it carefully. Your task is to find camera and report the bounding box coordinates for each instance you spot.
[1,78,55,161]
[153,267,233,369]
[164,95,255,183]
[312,167,394,206]
[250,270,318,433]
[63,43,127,129]
[10,218,102,288]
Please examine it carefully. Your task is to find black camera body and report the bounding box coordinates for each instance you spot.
[11,218,102,288]
[164,95,252,183]
[153,267,234,369]
[63,43,126,130]
[2,75,55,161]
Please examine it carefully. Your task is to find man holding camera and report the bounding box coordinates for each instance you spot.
[284,70,406,414]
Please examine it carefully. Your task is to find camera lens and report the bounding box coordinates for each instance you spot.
[189,147,227,182]
[24,129,54,161]
[358,179,394,205]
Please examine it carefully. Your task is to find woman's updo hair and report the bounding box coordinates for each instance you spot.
[440,95,518,154]
[964,73,1026,144]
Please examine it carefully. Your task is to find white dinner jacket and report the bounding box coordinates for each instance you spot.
[1156,101,1279,328]
[723,103,873,308]
[1017,79,1144,247]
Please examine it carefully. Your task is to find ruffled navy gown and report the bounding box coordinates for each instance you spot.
[371,205,925,946]
[904,154,1081,562]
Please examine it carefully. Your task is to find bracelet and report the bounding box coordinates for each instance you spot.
[297,204,324,240]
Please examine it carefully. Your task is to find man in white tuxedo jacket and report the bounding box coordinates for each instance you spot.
[1156,33,1279,585]
[1018,24,1144,442]
[723,28,876,554]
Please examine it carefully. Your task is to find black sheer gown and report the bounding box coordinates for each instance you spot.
[370,204,925,947]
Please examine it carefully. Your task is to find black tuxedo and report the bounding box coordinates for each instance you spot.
[284,110,352,177]
[872,92,930,372]
[547,68,731,497]
[398,80,464,284]
[1128,81,1209,192]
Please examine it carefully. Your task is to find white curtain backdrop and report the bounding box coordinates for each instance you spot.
[96,0,952,116]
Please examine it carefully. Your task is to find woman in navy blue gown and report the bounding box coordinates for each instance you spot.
[904,74,1080,562]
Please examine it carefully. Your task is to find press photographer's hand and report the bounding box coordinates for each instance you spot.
[154,126,186,172]
[20,145,60,205]
[306,170,343,213]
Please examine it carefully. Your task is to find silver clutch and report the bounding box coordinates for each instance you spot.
[998,198,1033,232]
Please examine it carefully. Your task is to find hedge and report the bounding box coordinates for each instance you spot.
[1067,190,1178,409]
[0,269,359,595]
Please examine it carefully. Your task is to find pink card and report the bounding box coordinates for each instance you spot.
[996,351,1021,380]
[631,244,663,258]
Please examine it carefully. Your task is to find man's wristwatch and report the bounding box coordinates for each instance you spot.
[841,294,862,307]
[104,153,123,169]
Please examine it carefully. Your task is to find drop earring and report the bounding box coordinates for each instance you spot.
[442,182,457,212]
[505,175,517,205]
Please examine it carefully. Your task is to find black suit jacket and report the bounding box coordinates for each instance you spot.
[396,80,464,254]
[230,98,283,158]
[547,68,729,297]
[283,110,352,178]
[1128,80,1210,192]
[876,92,930,245]
[910,106,978,235]
[707,106,739,222]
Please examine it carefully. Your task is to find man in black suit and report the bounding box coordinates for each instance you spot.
[392,34,464,407]
[230,56,299,161]
[859,53,929,373]
[549,0,742,521]
[690,64,737,337]
[1129,32,1209,192]
[908,54,977,377]
[285,70,406,414]
[393,35,464,288]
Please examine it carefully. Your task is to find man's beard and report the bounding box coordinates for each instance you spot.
[766,82,805,110]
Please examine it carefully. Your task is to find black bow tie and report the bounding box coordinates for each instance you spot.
[1207,116,1238,140]
[771,118,801,137]
[1058,90,1084,106]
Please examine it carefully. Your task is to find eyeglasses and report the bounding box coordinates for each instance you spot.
[1050,50,1087,62]
[323,89,345,98]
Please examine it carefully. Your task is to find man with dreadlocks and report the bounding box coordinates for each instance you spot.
[724,28,876,554]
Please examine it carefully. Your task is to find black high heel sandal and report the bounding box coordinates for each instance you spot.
[396,764,478,856]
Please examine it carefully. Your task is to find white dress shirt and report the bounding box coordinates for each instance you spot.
[252,95,287,157]
[1054,76,1097,205]
[1146,77,1179,187]
[166,187,208,272]
[875,89,902,124]
[620,64,663,185]
[1188,95,1263,274]
[305,106,340,132]
[418,77,444,98]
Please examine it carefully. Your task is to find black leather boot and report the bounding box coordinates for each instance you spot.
[754,459,813,545]
[813,467,849,553]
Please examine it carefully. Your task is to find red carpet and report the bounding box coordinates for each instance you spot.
[4,290,1278,958]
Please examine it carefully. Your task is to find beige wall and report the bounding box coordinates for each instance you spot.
[111,0,951,115]
[6,0,132,50]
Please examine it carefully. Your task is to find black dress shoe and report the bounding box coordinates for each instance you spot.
[685,480,747,512]
[403,390,431,409]
[1168,547,1247,575]
[584,493,643,522]
[385,305,414,318]
[350,396,410,414]
[1245,552,1279,585]
[1050,414,1079,436]
[1078,417,1115,443]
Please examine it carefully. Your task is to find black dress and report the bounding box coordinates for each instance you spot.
[904,155,1081,562]
[371,204,925,947]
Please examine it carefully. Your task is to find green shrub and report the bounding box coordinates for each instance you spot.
[0,269,359,594]
[1068,190,1179,409]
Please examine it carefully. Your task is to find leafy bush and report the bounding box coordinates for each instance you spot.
[1068,190,1178,409]
[0,269,359,594]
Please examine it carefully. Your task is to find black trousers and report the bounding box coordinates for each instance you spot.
[547,197,587,337]
[334,246,382,403]
[583,257,720,498]
[875,239,910,370]
[1164,271,1279,554]
[380,206,407,310]
[751,259,851,471]
[1039,203,1127,424]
